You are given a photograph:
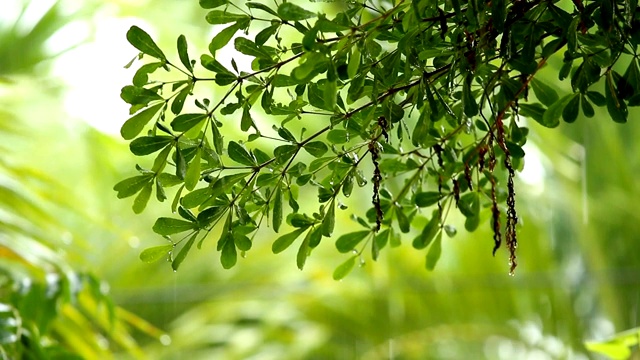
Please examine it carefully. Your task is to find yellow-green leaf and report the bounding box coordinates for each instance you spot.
[121,103,163,140]
[332,256,356,280]
[184,148,201,191]
[139,245,173,263]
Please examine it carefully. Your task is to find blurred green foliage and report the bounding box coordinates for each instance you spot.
[1,0,639,359]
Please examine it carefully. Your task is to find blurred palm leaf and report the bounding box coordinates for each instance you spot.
[0,1,161,358]
[0,1,87,75]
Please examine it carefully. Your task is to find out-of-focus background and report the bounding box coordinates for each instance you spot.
[1,0,639,359]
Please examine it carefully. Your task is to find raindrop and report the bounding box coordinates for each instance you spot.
[160,334,172,346]
[464,118,472,134]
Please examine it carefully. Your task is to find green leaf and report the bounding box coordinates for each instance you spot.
[209,21,244,54]
[585,341,631,359]
[177,35,192,72]
[152,217,197,235]
[541,94,574,128]
[241,105,255,132]
[324,80,337,110]
[211,122,224,154]
[332,256,356,280]
[273,145,298,164]
[465,214,480,232]
[121,85,163,106]
[491,0,506,32]
[139,245,173,263]
[234,233,252,251]
[272,74,299,87]
[132,181,153,214]
[308,225,323,248]
[629,94,640,106]
[572,60,601,93]
[415,192,441,207]
[462,74,478,117]
[458,192,480,217]
[412,211,439,249]
[129,136,173,156]
[519,103,546,123]
[327,129,349,144]
[395,206,411,233]
[255,24,279,46]
[559,60,572,81]
[126,26,166,60]
[296,230,311,270]
[372,228,389,260]
[292,54,326,82]
[581,94,595,117]
[181,187,211,208]
[172,184,185,213]
[505,141,526,158]
[303,141,329,157]
[562,93,580,123]
[621,58,640,99]
[205,11,249,25]
[335,231,370,253]
[171,113,208,132]
[586,91,606,106]
[234,37,272,59]
[316,17,349,33]
[121,103,163,140]
[348,73,365,103]
[272,228,306,254]
[277,3,316,21]
[172,232,198,271]
[425,232,443,270]
[412,105,432,147]
[158,172,182,187]
[228,141,256,166]
[606,73,628,123]
[308,82,329,110]
[530,78,560,107]
[197,206,226,226]
[178,206,197,222]
[199,0,227,9]
[171,85,191,115]
[289,213,316,228]
[220,236,237,268]
[200,54,236,77]
[184,148,201,191]
[114,175,153,199]
[208,173,250,199]
[247,2,279,17]
[156,178,167,202]
[509,56,537,74]
[175,146,186,180]
[322,201,335,236]
[133,62,163,86]
[273,185,283,233]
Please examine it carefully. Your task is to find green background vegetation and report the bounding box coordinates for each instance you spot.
[1,0,639,359]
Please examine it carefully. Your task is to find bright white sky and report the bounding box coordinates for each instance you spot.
[53,16,147,135]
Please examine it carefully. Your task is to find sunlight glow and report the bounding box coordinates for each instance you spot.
[53,13,152,135]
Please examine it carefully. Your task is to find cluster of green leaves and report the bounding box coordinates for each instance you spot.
[117,0,639,277]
